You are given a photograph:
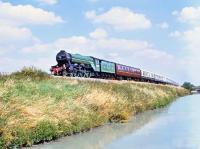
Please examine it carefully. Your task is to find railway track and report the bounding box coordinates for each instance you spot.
[52,75,118,83]
[51,75,163,85]
[0,71,173,86]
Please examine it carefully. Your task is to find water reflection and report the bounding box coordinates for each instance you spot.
[31,108,168,149]
[31,95,200,149]
[105,95,200,149]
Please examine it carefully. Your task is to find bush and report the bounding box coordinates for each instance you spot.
[0,137,6,149]
[33,120,59,143]
[0,121,59,148]
[10,127,30,148]
[11,67,50,81]
[182,82,195,91]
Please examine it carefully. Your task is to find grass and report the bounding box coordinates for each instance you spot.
[0,67,189,148]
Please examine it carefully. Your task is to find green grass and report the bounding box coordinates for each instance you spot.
[0,67,189,148]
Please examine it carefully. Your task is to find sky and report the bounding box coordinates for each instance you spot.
[0,0,200,85]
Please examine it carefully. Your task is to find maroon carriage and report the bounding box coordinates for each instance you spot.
[116,64,141,79]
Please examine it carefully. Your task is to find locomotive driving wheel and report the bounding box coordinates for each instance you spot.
[62,70,67,76]
[84,72,91,78]
[77,72,84,77]
[70,71,77,77]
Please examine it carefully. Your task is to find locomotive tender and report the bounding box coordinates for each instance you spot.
[50,50,178,86]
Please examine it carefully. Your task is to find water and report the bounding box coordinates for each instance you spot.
[30,95,200,149]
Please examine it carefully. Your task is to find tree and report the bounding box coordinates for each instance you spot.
[182,82,195,91]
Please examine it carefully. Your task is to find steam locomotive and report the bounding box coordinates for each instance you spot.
[50,50,178,86]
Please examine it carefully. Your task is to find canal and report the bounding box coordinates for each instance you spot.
[30,94,200,149]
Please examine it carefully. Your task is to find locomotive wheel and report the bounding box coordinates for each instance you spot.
[70,73,74,77]
[62,70,67,76]
[70,72,77,77]
[77,72,83,77]
[85,72,91,78]
[84,72,88,78]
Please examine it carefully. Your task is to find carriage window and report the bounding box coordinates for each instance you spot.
[126,67,128,71]
[118,65,121,70]
[125,67,128,71]
[96,60,99,65]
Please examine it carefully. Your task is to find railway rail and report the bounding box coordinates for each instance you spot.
[52,75,171,85]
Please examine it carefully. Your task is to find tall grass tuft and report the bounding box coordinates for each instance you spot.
[11,67,50,81]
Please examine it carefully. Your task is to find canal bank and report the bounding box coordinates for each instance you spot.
[0,68,188,148]
[31,94,200,149]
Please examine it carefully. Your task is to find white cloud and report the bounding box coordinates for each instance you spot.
[37,0,58,5]
[22,35,152,56]
[0,1,63,26]
[0,25,38,44]
[169,31,181,37]
[172,6,200,83]
[0,1,62,57]
[85,7,152,31]
[88,0,99,2]
[171,26,200,84]
[173,6,200,25]
[89,28,108,39]
[136,48,173,61]
[0,58,32,72]
[0,1,62,47]
[158,22,169,29]
[0,25,39,55]
[85,10,96,19]
[182,27,200,51]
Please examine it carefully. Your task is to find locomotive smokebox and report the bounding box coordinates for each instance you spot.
[56,50,71,66]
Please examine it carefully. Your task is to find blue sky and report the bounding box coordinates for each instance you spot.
[0,0,200,84]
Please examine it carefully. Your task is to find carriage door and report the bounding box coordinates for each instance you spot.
[95,59,100,72]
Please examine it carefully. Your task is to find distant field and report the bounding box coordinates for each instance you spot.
[0,67,189,148]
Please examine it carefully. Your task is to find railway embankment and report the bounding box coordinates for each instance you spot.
[0,67,189,148]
